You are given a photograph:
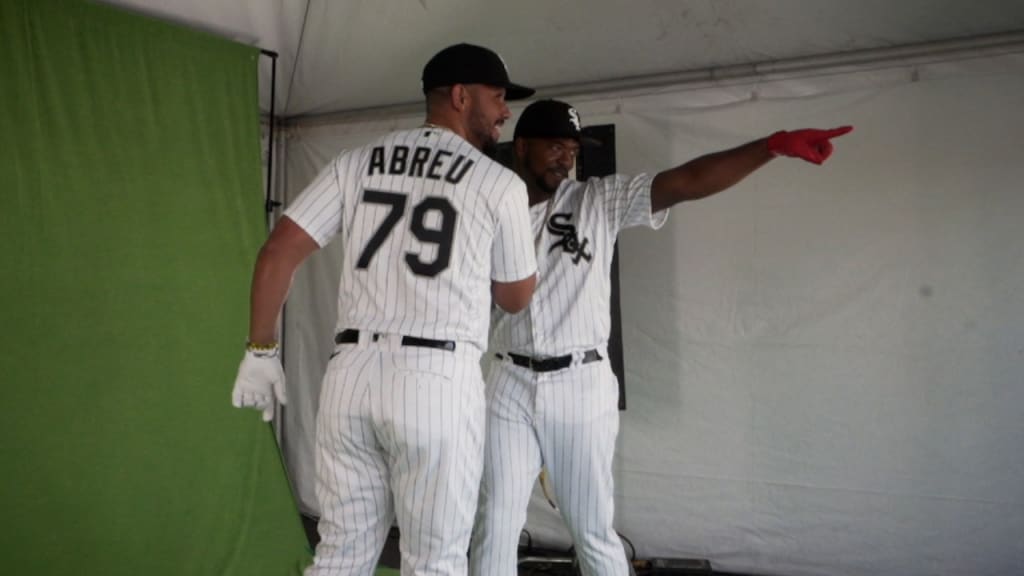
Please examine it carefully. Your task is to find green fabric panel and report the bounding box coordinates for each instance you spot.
[0,0,310,573]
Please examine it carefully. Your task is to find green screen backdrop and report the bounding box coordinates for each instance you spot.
[0,0,311,573]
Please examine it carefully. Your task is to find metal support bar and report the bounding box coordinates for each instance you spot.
[282,30,1024,129]
[260,49,281,227]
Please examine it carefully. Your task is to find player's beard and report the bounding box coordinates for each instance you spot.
[535,174,563,196]
[467,104,500,155]
[528,157,565,196]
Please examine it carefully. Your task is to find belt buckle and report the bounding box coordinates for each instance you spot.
[531,355,560,372]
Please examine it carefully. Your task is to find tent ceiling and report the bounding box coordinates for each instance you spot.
[99,0,1024,117]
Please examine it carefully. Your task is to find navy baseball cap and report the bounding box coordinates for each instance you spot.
[514,99,600,145]
[422,43,534,100]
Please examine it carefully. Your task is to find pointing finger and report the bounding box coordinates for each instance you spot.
[824,126,853,139]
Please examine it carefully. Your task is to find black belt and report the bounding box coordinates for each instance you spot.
[498,349,602,372]
[335,329,456,352]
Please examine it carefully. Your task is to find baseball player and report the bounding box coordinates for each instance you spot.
[469,99,852,576]
[231,43,538,576]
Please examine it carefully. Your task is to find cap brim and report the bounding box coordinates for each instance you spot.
[505,83,535,101]
[515,133,604,147]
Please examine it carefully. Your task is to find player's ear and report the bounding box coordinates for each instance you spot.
[450,84,468,111]
[514,137,527,160]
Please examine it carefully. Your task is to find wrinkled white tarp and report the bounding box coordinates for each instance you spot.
[280,52,1024,576]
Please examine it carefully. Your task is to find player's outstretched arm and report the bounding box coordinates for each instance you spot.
[492,273,537,314]
[650,126,853,213]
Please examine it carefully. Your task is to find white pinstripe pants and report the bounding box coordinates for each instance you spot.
[306,334,485,576]
[469,356,628,576]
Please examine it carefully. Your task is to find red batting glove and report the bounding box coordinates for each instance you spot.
[767,126,853,165]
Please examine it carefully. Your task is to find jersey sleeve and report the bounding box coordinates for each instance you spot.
[599,173,669,234]
[491,179,538,282]
[282,153,351,247]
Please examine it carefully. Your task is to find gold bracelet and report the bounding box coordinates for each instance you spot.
[246,341,279,352]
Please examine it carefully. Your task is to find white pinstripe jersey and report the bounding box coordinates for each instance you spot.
[489,174,668,356]
[285,127,537,351]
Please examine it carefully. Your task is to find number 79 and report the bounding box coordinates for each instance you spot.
[355,189,457,278]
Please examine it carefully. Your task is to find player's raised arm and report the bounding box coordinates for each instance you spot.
[649,126,853,213]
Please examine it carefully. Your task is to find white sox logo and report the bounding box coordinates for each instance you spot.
[568,108,581,131]
[546,213,592,264]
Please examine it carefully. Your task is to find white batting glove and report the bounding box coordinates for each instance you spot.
[231,347,287,422]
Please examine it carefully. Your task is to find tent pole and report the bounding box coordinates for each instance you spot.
[260,49,280,231]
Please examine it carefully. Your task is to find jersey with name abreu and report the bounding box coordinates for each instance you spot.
[285,127,536,352]
[489,173,668,357]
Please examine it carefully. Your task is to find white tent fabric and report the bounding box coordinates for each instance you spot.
[101,0,1024,117]
[279,49,1024,576]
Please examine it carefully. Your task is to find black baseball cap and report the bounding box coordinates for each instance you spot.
[422,43,535,100]
[514,99,601,145]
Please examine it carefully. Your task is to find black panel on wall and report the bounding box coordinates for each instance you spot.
[577,125,627,410]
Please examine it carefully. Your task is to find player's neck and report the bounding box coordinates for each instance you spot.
[421,111,477,141]
[422,115,470,145]
[527,188,554,206]
[421,121,454,133]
